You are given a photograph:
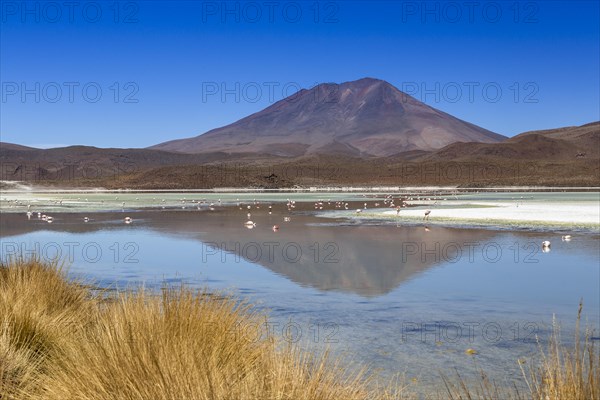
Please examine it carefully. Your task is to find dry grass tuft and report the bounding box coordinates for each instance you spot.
[441,301,599,400]
[0,258,96,399]
[522,302,600,400]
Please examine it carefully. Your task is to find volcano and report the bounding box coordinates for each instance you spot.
[150,77,505,157]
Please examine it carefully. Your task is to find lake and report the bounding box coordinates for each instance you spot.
[1,191,598,391]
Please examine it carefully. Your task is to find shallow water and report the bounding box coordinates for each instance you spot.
[2,190,598,214]
[1,193,599,391]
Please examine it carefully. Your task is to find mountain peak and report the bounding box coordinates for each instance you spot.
[313,77,388,94]
[344,77,385,85]
[151,78,505,157]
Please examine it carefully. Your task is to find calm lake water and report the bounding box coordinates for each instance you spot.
[1,192,599,391]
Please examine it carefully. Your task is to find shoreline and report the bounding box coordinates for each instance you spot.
[2,180,600,193]
[320,200,600,232]
[2,190,598,232]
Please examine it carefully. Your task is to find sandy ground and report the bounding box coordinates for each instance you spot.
[359,200,600,230]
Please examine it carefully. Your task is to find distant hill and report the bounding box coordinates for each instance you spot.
[509,121,600,156]
[2,119,597,188]
[421,122,600,161]
[150,77,505,157]
[0,142,38,151]
[0,145,249,182]
[512,121,600,141]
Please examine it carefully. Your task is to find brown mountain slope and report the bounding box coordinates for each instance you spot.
[421,122,599,161]
[2,122,597,188]
[150,78,505,157]
[511,121,600,141]
[0,142,38,151]
[509,121,600,156]
[0,145,265,181]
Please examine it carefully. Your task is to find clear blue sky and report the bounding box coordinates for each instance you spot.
[1,0,599,148]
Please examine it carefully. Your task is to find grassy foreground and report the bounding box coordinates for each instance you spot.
[0,259,598,400]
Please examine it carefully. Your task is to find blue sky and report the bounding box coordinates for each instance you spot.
[1,0,599,148]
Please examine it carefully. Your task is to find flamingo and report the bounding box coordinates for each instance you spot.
[542,241,551,252]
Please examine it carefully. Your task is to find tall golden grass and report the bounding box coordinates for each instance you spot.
[442,302,599,400]
[0,259,597,399]
[522,302,599,400]
[0,258,97,399]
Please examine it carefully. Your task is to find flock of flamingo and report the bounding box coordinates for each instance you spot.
[3,193,573,252]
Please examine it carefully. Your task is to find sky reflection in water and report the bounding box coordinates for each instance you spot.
[1,206,598,388]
